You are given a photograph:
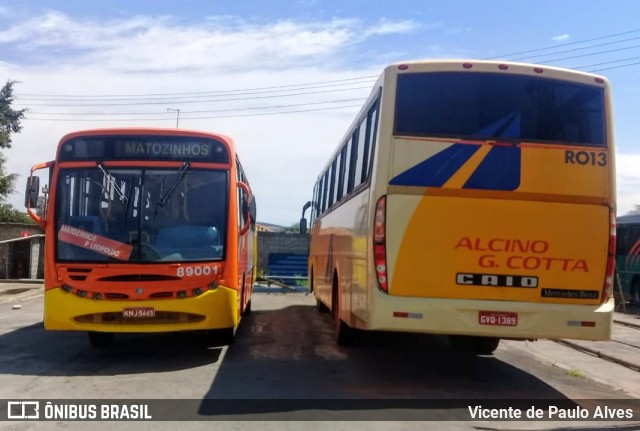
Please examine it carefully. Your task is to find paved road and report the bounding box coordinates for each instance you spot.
[0,284,639,430]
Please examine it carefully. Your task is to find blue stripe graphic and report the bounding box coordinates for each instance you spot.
[389,144,480,187]
[463,146,521,191]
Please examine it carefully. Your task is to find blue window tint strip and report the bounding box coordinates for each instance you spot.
[472,112,521,139]
[463,146,521,191]
[389,143,480,187]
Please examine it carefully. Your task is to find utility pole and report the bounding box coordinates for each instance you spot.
[167,108,180,128]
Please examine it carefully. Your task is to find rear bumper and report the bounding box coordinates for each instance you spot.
[43,286,238,332]
[367,294,614,341]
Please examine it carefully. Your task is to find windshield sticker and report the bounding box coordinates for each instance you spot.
[58,224,133,260]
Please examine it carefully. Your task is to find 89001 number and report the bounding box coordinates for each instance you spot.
[177,265,214,277]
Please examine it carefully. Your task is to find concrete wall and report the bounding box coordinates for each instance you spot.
[0,223,45,279]
[257,232,309,274]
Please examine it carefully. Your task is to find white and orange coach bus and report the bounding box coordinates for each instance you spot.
[304,60,616,352]
[25,128,256,347]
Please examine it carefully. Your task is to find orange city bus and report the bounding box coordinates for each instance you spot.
[305,60,616,352]
[25,128,256,347]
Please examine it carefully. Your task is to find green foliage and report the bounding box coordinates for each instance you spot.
[0,203,34,224]
[0,80,26,149]
[0,80,27,222]
[286,221,301,233]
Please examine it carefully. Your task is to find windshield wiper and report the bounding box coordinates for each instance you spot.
[158,162,190,207]
[152,162,190,230]
[97,162,127,202]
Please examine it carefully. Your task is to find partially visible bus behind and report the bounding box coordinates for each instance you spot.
[305,60,616,352]
[25,128,256,347]
[616,213,640,304]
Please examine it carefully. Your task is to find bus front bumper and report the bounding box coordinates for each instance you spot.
[43,286,238,333]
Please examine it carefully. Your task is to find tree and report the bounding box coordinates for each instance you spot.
[0,80,29,223]
[286,221,301,233]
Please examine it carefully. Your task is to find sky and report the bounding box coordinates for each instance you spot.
[1,0,640,226]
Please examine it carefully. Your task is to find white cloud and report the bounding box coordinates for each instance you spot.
[363,19,417,37]
[552,34,570,42]
[1,11,414,225]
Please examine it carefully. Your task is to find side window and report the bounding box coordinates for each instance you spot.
[343,137,353,197]
[363,102,380,182]
[310,182,319,224]
[327,159,337,208]
[321,171,329,213]
[236,158,248,229]
[336,146,346,203]
[354,117,368,188]
[347,130,358,193]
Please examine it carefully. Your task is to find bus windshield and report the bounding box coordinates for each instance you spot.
[394,72,606,147]
[55,167,228,263]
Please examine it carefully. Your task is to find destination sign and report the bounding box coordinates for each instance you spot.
[59,135,230,163]
[115,141,212,158]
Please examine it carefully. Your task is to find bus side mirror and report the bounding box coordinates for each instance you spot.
[237,181,253,235]
[300,200,311,234]
[24,176,40,209]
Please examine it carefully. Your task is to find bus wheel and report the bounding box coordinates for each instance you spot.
[316,298,330,313]
[201,328,235,348]
[336,320,357,346]
[332,281,356,346]
[450,335,500,354]
[475,337,500,354]
[242,299,252,316]
[88,332,113,348]
[241,277,252,317]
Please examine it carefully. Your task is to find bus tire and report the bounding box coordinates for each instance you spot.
[332,275,356,346]
[475,337,500,354]
[242,298,252,316]
[336,319,357,347]
[241,273,252,316]
[316,298,330,313]
[201,328,235,347]
[88,332,113,348]
[450,335,500,354]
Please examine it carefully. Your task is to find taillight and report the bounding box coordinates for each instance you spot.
[374,196,388,293]
[602,209,616,303]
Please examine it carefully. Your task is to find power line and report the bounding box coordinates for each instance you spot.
[18,28,640,123]
[25,97,366,116]
[589,61,640,73]
[16,28,640,107]
[16,75,378,100]
[536,44,640,65]
[573,56,640,71]
[509,35,640,62]
[15,85,372,108]
[483,28,640,60]
[24,103,363,122]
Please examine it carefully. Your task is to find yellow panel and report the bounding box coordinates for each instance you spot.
[389,195,609,305]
